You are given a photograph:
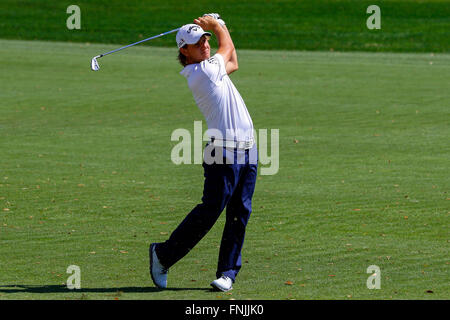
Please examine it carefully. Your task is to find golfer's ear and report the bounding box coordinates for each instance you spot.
[180,47,188,56]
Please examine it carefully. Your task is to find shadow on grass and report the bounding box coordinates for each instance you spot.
[0,284,213,294]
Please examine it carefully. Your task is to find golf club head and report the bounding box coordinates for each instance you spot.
[91,56,100,71]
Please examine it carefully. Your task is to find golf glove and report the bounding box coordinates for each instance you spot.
[203,13,226,26]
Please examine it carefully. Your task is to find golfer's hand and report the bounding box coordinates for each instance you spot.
[194,16,220,31]
[202,13,226,26]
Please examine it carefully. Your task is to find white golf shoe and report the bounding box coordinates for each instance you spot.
[210,275,233,292]
[149,243,168,288]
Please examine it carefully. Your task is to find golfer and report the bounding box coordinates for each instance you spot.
[150,14,257,292]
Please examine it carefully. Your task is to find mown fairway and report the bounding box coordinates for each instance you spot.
[0,39,449,300]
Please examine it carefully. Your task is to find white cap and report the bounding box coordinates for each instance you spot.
[176,24,212,49]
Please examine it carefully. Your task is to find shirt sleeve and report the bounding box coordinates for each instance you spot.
[199,53,227,84]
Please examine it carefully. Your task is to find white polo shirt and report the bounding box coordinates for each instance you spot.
[180,53,254,143]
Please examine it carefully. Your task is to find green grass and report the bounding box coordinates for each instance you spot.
[0,0,449,52]
[0,39,449,300]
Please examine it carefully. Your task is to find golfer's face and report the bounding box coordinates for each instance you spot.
[188,35,210,62]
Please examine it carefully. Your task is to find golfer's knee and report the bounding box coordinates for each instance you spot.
[198,202,223,217]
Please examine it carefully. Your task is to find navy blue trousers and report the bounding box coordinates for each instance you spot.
[155,146,257,282]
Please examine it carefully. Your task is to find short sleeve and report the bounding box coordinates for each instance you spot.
[200,53,227,84]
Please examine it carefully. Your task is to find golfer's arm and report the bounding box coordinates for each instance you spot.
[213,24,235,71]
[222,25,238,75]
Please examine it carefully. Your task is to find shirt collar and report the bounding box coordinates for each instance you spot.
[180,63,197,79]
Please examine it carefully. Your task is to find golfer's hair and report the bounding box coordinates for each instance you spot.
[177,45,188,67]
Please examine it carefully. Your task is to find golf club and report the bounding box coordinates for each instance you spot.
[91,27,180,71]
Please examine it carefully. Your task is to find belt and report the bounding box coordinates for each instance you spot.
[211,138,254,150]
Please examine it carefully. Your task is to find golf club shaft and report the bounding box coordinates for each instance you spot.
[98,27,180,58]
